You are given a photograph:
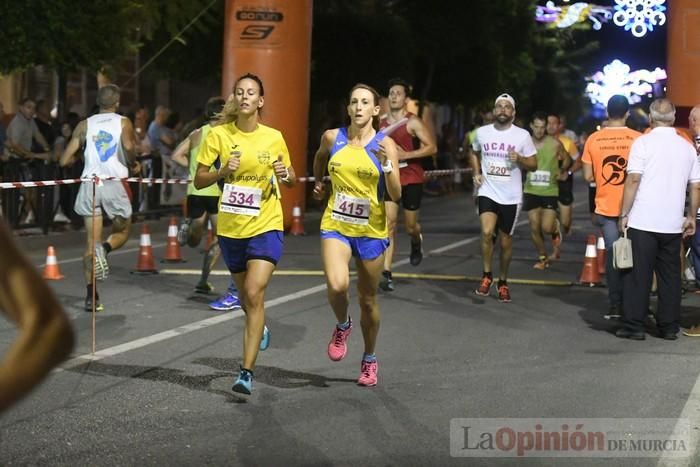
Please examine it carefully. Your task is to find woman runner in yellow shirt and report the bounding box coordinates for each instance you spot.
[312,83,401,387]
[195,74,296,395]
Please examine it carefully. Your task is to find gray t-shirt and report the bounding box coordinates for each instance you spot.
[6,114,40,153]
[147,121,172,157]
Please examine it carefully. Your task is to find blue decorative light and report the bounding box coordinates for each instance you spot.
[612,0,666,38]
[585,59,667,106]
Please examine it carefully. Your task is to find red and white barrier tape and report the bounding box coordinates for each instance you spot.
[0,168,473,189]
[0,177,191,189]
[296,168,472,183]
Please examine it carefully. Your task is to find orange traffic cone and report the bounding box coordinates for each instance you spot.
[132,223,158,274]
[162,216,184,263]
[289,203,305,236]
[580,234,601,286]
[42,246,64,280]
[596,236,606,275]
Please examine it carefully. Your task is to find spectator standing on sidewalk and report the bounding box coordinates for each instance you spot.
[681,105,700,336]
[616,99,700,341]
[5,98,51,225]
[581,95,641,319]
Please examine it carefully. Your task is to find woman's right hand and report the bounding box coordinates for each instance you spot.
[219,154,240,178]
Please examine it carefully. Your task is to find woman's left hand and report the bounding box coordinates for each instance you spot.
[272,155,288,180]
[373,141,389,166]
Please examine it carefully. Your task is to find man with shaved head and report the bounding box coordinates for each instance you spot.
[617,99,700,341]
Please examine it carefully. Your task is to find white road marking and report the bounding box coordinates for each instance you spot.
[56,199,586,369]
[56,235,472,370]
[657,382,700,466]
[59,284,329,371]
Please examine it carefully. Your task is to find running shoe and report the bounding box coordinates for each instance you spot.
[328,317,353,362]
[208,292,242,311]
[194,281,214,294]
[474,275,493,296]
[53,211,70,223]
[232,368,253,395]
[94,244,109,281]
[410,234,424,266]
[683,325,700,337]
[533,256,550,270]
[497,283,511,303]
[177,219,191,246]
[379,270,395,292]
[357,359,378,387]
[84,295,104,312]
[260,325,270,351]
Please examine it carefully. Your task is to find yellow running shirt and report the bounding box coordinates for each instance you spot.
[320,128,388,239]
[197,122,290,239]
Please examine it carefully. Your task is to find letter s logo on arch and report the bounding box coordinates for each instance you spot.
[240,25,274,40]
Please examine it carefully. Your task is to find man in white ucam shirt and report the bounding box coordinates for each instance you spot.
[60,84,139,312]
[470,93,537,303]
[617,99,700,341]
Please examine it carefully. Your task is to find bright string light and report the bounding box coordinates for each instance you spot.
[585,59,667,106]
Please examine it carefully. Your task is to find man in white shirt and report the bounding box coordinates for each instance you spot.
[470,93,537,302]
[617,99,700,340]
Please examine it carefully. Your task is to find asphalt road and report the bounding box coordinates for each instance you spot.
[2,186,700,466]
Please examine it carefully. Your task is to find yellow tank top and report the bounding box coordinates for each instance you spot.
[320,128,388,238]
[187,124,221,197]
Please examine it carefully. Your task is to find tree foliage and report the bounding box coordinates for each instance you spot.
[529,29,599,123]
[134,0,222,81]
[0,0,218,75]
[311,0,544,112]
[0,0,595,121]
[311,1,414,101]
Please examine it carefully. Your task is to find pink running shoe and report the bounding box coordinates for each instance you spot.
[357,359,378,387]
[327,317,352,361]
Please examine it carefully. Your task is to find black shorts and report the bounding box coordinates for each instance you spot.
[588,185,596,213]
[187,195,219,219]
[477,196,521,236]
[557,176,574,205]
[387,183,422,211]
[522,193,558,211]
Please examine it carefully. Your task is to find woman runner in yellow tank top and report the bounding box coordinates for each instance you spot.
[312,83,401,387]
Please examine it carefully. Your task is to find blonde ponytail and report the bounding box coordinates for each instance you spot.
[215,95,238,125]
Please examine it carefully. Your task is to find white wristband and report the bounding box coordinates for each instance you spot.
[381,160,393,174]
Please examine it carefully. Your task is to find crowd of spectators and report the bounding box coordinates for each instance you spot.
[0,98,197,232]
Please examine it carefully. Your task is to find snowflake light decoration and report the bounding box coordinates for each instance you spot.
[612,0,666,38]
[585,59,667,106]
